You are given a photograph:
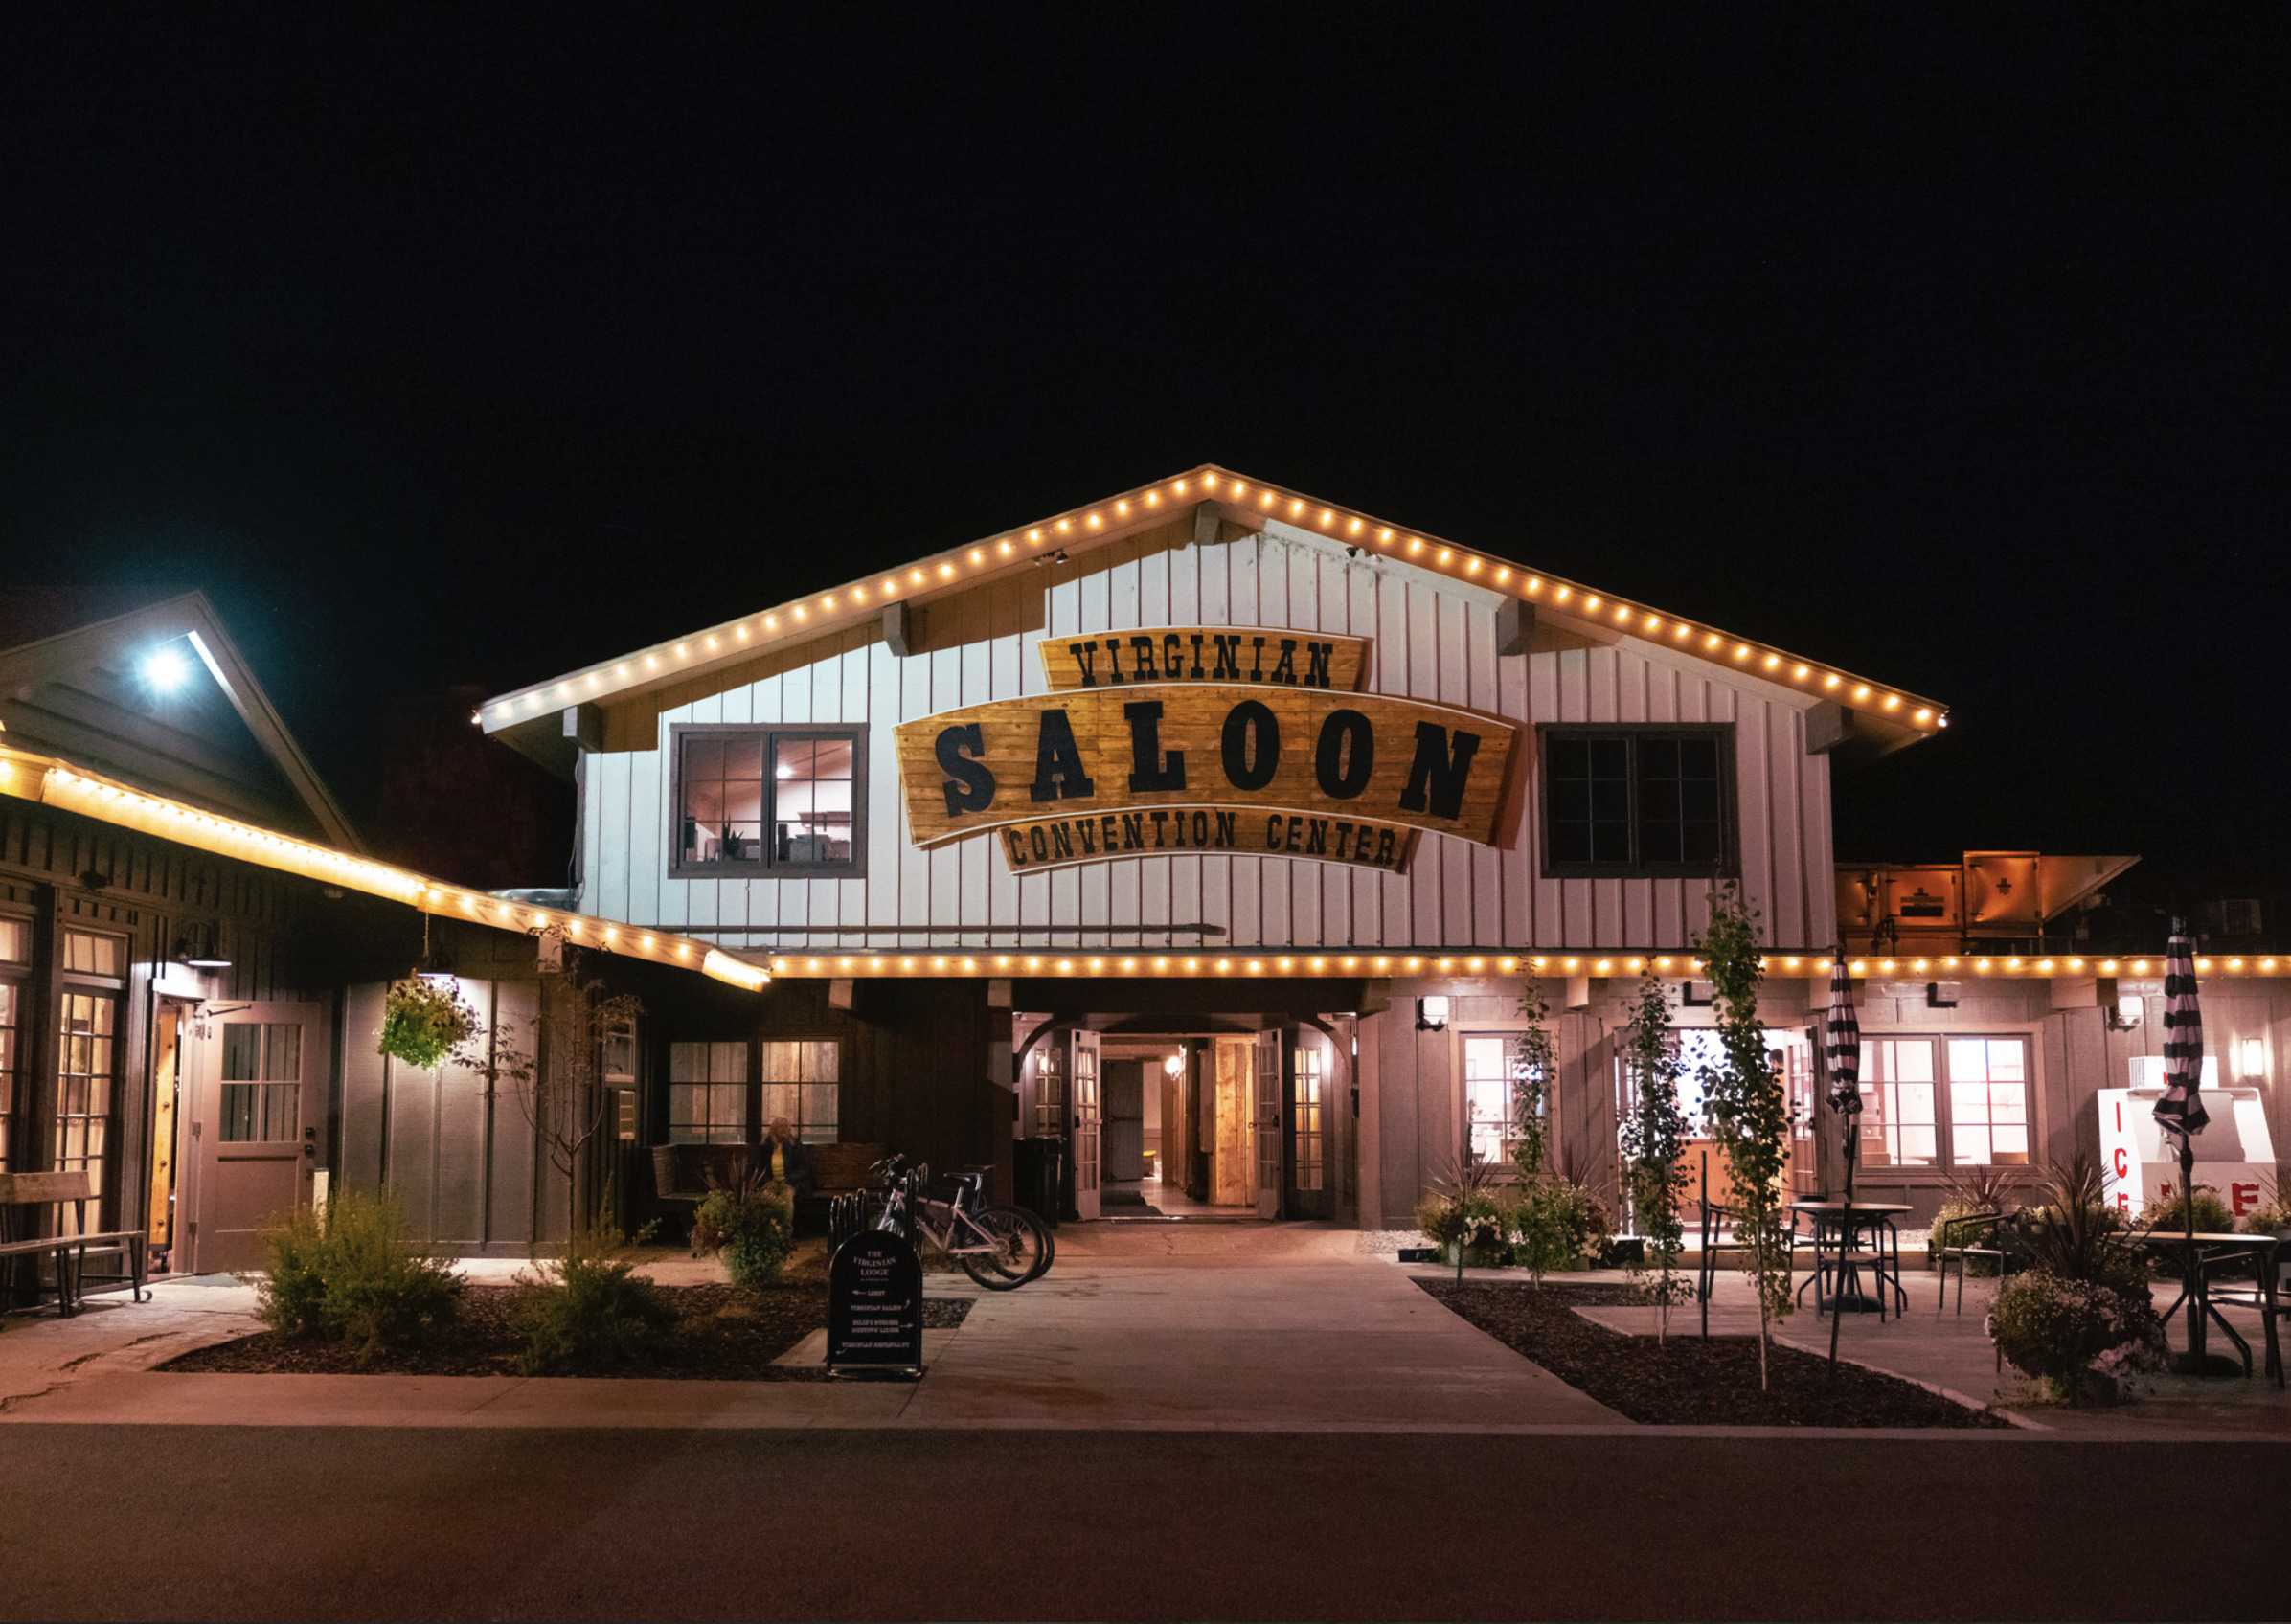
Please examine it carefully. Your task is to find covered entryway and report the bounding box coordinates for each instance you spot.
[1013,990,1354,1229]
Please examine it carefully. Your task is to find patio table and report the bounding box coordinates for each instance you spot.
[2139,1230,2281,1385]
[1790,1201,1912,1320]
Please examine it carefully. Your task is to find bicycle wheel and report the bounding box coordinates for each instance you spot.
[958,1206,1051,1289]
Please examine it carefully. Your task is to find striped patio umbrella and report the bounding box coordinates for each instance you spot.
[1824,952,1864,1375]
[1825,952,1863,1198]
[2152,918,2215,1368]
[2152,917,2210,1146]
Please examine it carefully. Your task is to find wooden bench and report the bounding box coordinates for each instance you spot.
[0,1171,148,1316]
[650,1141,887,1243]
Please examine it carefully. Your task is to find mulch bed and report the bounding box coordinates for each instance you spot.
[1418,1280,2010,1429]
[158,1281,971,1381]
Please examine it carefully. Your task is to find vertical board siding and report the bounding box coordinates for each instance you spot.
[584,519,1836,951]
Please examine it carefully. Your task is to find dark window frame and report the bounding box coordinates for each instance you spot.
[667,723,870,880]
[1536,724,1738,879]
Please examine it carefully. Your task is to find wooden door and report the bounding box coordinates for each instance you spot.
[181,1003,326,1274]
[1071,1030,1101,1221]
[1254,1029,1282,1220]
[146,1004,185,1265]
[1101,1058,1145,1182]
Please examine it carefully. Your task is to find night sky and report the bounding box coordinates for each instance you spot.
[6,10,2285,882]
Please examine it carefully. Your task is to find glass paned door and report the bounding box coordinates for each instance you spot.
[1071,1032,1100,1221]
[181,1003,325,1274]
[1288,1035,1330,1219]
[1254,1030,1282,1220]
[55,989,118,1234]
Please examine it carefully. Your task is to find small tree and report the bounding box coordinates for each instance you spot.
[1695,882,1792,1388]
[465,947,645,1252]
[1618,972,1690,1343]
[1510,980,1556,1179]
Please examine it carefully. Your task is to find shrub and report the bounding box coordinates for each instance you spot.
[1415,1155,1508,1260]
[1512,1178,1613,1283]
[512,1219,675,1374]
[376,977,475,1070]
[692,1172,796,1289]
[2139,1185,2236,1238]
[2241,1171,2291,1234]
[1987,1271,2166,1403]
[258,1191,462,1365]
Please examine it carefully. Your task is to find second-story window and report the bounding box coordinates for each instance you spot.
[1540,726,1734,877]
[670,725,867,877]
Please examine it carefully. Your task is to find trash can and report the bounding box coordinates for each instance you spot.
[1013,1136,1063,1229]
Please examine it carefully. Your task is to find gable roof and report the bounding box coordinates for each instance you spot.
[0,590,364,852]
[480,464,1949,761]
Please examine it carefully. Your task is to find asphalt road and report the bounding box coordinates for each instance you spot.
[5,1426,2282,1621]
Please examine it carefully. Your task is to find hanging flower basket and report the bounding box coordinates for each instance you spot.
[378,977,475,1071]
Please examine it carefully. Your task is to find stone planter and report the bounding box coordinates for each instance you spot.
[1443,1240,1511,1269]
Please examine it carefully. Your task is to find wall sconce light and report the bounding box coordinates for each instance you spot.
[1164,1052,1185,1078]
[171,926,232,971]
[2238,1037,2266,1080]
[1417,996,1450,1031]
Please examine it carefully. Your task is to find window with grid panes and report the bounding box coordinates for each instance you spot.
[761,1041,839,1143]
[1463,1034,1536,1165]
[1291,1042,1324,1192]
[1945,1038,2030,1166]
[669,1042,750,1143]
[55,930,124,1230]
[1542,728,1731,875]
[671,726,865,876]
[1856,1035,2031,1169]
[219,1023,302,1141]
[0,915,25,1171]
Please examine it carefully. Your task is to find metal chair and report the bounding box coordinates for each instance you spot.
[2195,1230,2289,1389]
[1933,1209,2025,1314]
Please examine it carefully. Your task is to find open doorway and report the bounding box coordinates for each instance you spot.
[1096,1035,1266,1217]
[1017,1017,1343,1224]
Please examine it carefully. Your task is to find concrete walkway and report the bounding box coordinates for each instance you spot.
[0,1225,1618,1432]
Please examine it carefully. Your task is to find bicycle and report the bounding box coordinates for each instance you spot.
[853,1155,1053,1290]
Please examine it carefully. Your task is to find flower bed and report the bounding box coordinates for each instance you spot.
[160,1281,969,1380]
[1419,1280,2009,1429]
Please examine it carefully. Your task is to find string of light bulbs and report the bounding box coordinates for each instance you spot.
[481,465,1949,734]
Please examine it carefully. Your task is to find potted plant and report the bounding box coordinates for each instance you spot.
[692,1168,796,1289]
[377,977,476,1071]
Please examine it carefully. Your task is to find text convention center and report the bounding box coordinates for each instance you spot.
[2,467,2282,1271]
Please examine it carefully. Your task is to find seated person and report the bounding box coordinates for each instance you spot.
[760,1116,813,1198]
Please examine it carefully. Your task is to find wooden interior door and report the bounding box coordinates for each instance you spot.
[1254,1029,1282,1220]
[182,1002,326,1274]
[146,1004,184,1266]
[1071,1030,1101,1221]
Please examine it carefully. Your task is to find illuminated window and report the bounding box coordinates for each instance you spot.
[669,1042,750,1144]
[761,1041,840,1144]
[670,726,867,877]
[1291,1043,1325,1193]
[1860,1039,1939,1168]
[1858,1035,2030,1168]
[1541,727,1733,875]
[0,915,24,1171]
[1463,1033,1538,1165]
[55,990,116,1230]
[1946,1038,2030,1166]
